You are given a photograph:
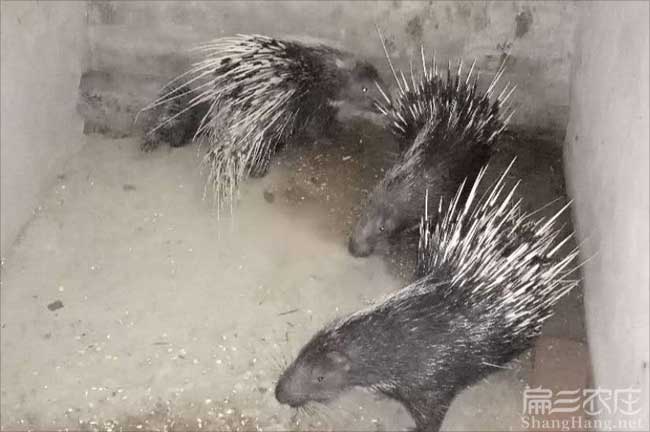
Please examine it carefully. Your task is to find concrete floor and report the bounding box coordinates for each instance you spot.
[0,121,584,431]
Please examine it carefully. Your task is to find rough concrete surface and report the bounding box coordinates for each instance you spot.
[1,114,584,430]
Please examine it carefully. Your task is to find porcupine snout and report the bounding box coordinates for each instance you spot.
[348,235,374,257]
[275,366,308,408]
[274,378,297,407]
[348,194,399,258]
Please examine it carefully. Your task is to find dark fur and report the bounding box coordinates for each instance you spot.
[349,63,506,257]
[275,274,533,431]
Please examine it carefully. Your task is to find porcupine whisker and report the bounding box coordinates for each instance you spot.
[305,403,322,423]
[271,349,289,372]
[269,357,284,375]
[314,400,354,425]
[301,405,318,425]
[297,404,311,419]
[290,407,303,425]
[303,402,328,426]
[310,400,335,419]
[267,352,284,374]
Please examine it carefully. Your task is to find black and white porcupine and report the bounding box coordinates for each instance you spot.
[140,34,380,211]
[275,160,580,432]
[348,41,516,257]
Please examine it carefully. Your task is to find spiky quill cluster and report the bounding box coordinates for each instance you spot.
[413,159,580,340]
[347,38,517,258]
[375,41,516,151]
[369,43,518,202]
[142,34,349,214]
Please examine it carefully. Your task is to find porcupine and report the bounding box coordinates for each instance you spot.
[275,160,580,432]
[348,41,516,257]
[140,82,209,152]
[140,34,381,211]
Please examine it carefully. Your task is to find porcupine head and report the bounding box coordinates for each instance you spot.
[275,286,428,410]
[348,118,491,257]
[274,280,474,426]
[348,124,432,257]
[279,34,381,103]
[329,53,385,122]
[274,328,353,408]
[275,307,400,410]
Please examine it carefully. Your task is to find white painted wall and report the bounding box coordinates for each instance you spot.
[564,2,649,429]
[1,1,87,256]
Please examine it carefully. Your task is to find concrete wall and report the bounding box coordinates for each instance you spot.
[81,1,575,139]
[564,2,649,429]
[0,1,88,257]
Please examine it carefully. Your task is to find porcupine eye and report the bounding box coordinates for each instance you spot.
[316,376,324,383]
[379,225,385,232]
[362,86,368,93]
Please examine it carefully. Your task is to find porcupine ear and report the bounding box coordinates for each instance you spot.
[326,351,351,371]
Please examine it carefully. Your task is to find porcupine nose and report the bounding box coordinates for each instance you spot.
[348,236,373,257]
[274,380,289,404]
[274,378,304,408]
